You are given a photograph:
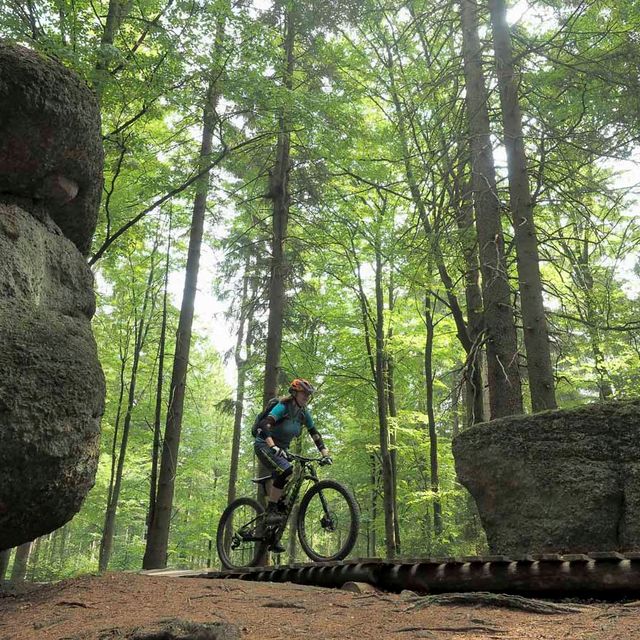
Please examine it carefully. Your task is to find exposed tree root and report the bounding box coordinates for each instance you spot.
[404,592,589,614]
[396,624,504,634]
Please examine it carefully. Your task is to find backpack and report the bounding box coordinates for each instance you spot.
[251,398,289,437]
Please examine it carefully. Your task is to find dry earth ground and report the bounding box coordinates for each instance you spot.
[1,572,640,639]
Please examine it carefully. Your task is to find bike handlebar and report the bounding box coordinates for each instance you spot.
[287,452,325,464]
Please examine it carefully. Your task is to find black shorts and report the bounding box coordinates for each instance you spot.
[254,440,292,477]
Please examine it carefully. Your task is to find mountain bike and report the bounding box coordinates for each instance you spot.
[216,452,360,570]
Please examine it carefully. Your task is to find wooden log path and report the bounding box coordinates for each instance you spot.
[142,552,640,597]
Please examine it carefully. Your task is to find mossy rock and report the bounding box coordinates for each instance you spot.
[453,400,640,554]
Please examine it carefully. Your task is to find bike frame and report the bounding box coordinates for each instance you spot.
[272,453,324,536]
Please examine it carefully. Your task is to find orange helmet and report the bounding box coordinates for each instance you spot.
[289,378,315,396]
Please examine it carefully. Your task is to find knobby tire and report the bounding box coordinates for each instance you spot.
[216,497,267,570]
[297,479,359,562]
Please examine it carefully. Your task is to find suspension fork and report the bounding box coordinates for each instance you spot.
[305,465,332,518]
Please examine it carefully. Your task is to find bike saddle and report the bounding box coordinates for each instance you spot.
[251,475,272,485]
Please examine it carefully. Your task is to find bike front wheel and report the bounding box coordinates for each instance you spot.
[216,497,267,570]
[297,479,359,562]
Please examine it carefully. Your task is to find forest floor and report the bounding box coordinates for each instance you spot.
[1,572,640,639]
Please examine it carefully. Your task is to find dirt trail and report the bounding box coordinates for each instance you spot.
[1,572,639,639]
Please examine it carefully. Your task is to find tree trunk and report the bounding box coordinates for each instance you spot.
[386,277,401,555]
[424,294,443,536]
[47,529,60,566]
[262,6,296,404]
[106,338,130,514]
[368,454,378,557]
[488,0,556,412]
[256,6,296,567]
[0,549,11,583]
[146,220,172,542]
[451,371,460,439]
[374,230,397,559]
[222,281,250,559]
[58,525,70,564]
[456,176,486,425]
[143,18,225,568]
[573,229,613,400]
[100,251,157,572]
[459,0,523,419]
[27,536,42,581]
[10,542,32,583]
[227,258,254,507]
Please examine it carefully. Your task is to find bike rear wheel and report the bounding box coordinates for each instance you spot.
[216,497,267,570]
[297,479,359,562]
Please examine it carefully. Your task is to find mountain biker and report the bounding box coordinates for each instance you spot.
[254,378,332,553]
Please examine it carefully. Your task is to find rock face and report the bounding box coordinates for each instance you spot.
[453,400,640,554]
[0,42,103,255]
[0,44,105,550]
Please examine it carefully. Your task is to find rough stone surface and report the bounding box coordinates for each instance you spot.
[0,206,105,550]
[0,41,103,255]
[452,400,640,554]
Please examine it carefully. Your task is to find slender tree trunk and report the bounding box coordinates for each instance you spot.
[451,371,460,439]
[256,7,296,568]
[143,22,225,567]
[374,230,397,559]
[385,278,401,555]
[456,176,486,424]
[459,0,523,419]
[352,209,397,559]
[424,294,443,536]
[386,359,401,554]
[146,221,171,543]
[27,537,42,581]
[10,542,32,583]
[58,526,70,565]
[106,340,129,511]
[263,6,296,404]
[573,232,613,400]
[0,549,11,583]
[100,253,157,572]
[223,265,253,558]
[488,0,556,411]
[227,259,254,507]
[368,455,377,556]
[47,529,60,566]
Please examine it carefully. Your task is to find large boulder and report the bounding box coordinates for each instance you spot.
[0,43,105,550]
[0,42,103,255]
[453,400,640,554]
